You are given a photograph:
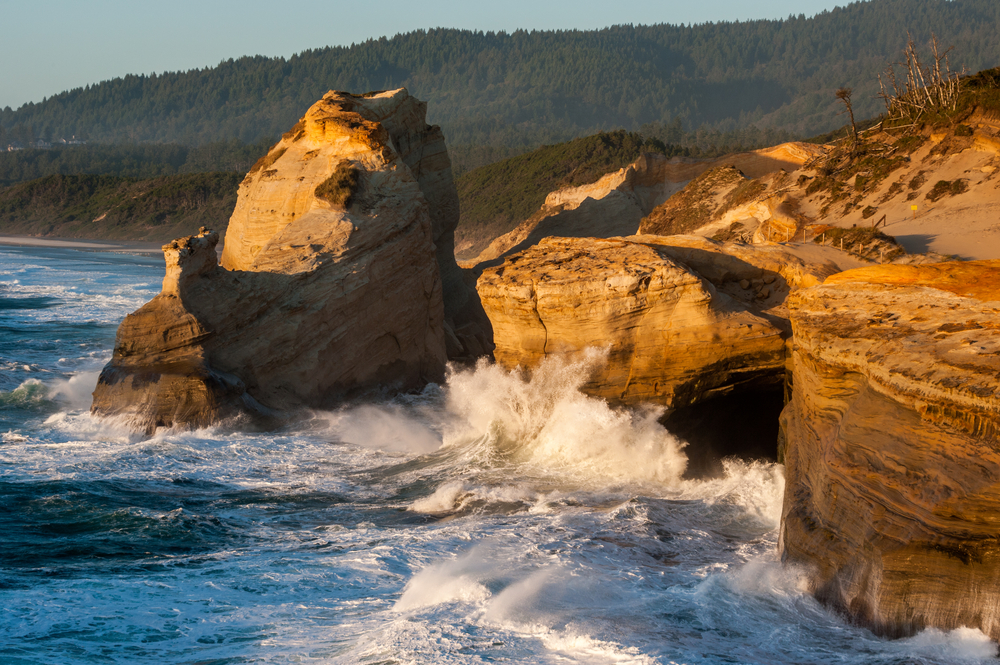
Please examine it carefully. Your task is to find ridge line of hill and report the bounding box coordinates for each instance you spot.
[3,0,1000,152]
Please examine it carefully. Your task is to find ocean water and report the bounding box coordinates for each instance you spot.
[0,244,996,665]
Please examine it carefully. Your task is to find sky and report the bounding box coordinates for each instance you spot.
[1,0,846,111]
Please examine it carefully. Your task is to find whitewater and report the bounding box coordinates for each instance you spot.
[0,244,995,664]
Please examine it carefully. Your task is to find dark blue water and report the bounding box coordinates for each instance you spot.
[0,244,996,664]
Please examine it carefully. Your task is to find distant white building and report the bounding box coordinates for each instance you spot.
[1,137,85,151]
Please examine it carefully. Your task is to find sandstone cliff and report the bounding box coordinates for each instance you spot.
[780,260,1000,639]
[93,89,480,432]
[478,235,851,409]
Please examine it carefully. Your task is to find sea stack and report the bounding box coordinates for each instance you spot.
[92,89,480,432]
[779,261,1000,639]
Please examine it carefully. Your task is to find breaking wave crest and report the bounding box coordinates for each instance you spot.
[46,370,102,409]
[443,350,688,485]
[318,349,688,487]
[0,370,102,412]
[0,379,48,407]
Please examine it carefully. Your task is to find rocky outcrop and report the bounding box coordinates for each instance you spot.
[221,88,491,357]
[779,260,1000,639]
[639,165,755,236]
[477,235,846,408]
[464,143,826,267]
[92,89,473,432]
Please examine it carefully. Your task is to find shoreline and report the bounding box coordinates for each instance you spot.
[0,235,166,253]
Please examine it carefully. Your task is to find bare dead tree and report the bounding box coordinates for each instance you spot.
[836,87,859,149]
[881,32,964,126]
[878,73,892,115]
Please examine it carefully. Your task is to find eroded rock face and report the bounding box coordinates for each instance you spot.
[92,90,462,432]
[463,143,826,268]
[477,235,843,408]
[221,89,490,356]
[779,261,1000,639]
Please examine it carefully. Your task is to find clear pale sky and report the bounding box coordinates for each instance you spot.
[0,0,846,111]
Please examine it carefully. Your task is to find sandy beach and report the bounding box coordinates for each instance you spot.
[0,236,166,253]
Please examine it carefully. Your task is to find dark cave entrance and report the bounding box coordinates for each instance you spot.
[661,387,785,480]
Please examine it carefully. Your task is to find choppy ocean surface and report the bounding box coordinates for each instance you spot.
[0,244,996,664]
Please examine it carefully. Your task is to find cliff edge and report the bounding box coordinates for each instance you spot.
[780,260,1000,639]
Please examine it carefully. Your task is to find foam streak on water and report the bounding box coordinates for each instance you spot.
[1,245,996,664]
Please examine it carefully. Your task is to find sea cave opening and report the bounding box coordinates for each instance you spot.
[661,386,785,480]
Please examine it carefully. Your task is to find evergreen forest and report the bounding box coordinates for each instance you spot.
[1,0,999,156]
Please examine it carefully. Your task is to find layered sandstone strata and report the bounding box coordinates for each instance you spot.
[779,261,1000,639]
[477,235,843,408]
[93,90,468,432]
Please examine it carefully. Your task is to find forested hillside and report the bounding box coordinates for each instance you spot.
[3,0,999,152]
[455,130,681,257]
[0,139,270,188]
[0,173,240,241]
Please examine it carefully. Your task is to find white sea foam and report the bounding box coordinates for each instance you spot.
[676,458,786,529]
[442,351,688,485]
[409,481,469,513]
[394,547,494,611]
[899,626,998,661]
[407,481,556,514]
[394,546,663,664]
[536,630,660,665]
[721,556,812,598]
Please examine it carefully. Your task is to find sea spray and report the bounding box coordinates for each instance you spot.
[409,480,469,513]
[47,369,102,410]
[393,545,495,611]
[334,404,442,454]
[318,349,689,488]
[443,350,688,485]
[899,626,999,660]
[1,370,103,415]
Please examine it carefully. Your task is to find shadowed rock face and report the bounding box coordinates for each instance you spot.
[779,261,1000,639]
[220,89,485,338]
[92,89,470,432]
[477,234,842,409]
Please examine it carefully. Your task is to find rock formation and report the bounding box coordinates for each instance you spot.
[220,89,489,354]
[464,143,826,267]
[477,234,851,409]
[93,89,487,432]
[779,260,1000,639]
